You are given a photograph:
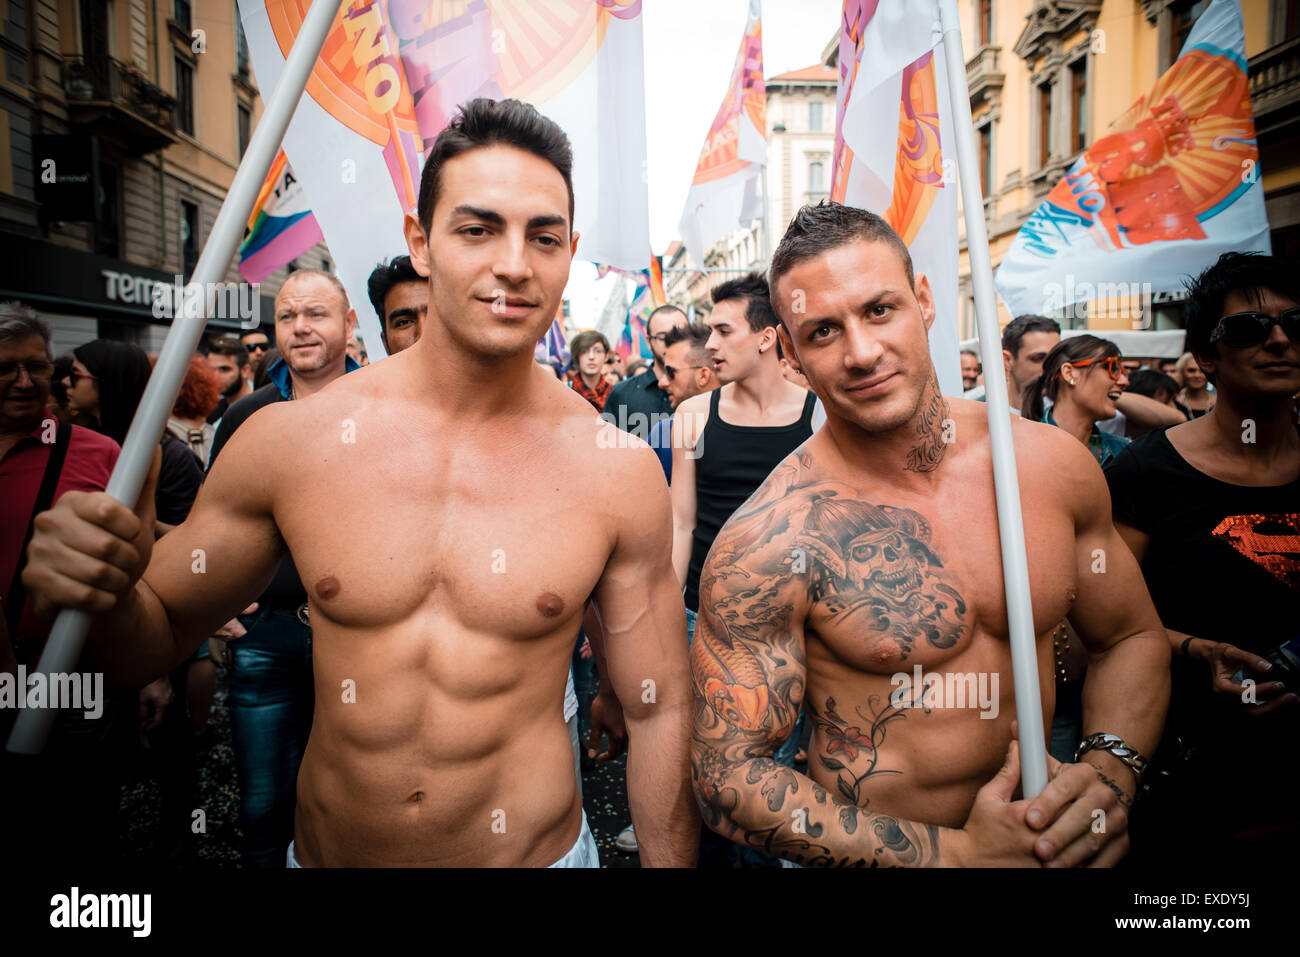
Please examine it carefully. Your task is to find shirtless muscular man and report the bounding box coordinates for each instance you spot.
[689,202,1169,867]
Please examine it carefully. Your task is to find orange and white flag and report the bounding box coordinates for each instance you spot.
[237,0,652,356]
[678,0,765,270]
[832,0,960,396]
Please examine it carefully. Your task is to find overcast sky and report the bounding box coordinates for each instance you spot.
[567,0,843,327]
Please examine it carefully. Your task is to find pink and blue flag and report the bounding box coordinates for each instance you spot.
[237,149,324,284]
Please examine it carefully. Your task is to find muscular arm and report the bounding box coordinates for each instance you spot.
[593,438,698,866]
[83,409,286,687]
[690,455,946,867]
[1066,447,1170,799]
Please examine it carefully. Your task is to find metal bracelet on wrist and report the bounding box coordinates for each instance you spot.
[1075,732,1148,785]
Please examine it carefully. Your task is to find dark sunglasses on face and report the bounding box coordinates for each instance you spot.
[1209,307,1300,349]
[663,364,705,379]
[1061,355,1124,379]
[245,341,269,354]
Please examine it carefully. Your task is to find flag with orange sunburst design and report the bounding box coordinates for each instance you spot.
[238,0,652,358]
[831,0,960,396]
[677,0,766,270]
[995,0,1271,319]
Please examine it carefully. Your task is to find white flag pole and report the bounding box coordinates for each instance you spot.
[937,0,1047,796]
[6,0,345,755]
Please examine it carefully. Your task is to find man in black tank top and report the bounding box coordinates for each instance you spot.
[670,272,816,867]
[670,273,818,634]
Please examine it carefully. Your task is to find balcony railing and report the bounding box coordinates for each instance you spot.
[62,56,178,150]
[1249,36,1300,128]
[967,45,1004,105]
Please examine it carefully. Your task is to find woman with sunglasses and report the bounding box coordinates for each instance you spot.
[1173,352,1216,418]
[1104,252,1300,865]
[1022,334,1132,468]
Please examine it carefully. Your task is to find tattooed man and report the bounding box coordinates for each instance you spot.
[690,202,1170,867]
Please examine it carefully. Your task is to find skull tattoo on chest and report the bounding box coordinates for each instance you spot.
[801,495,968,659]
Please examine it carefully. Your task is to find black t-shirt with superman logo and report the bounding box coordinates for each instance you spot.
[1105,425,1298,835]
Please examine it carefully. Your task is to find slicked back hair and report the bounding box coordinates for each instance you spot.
[768,201,915,313]
[711,272,778,333]
[662,321,711,366]
[417,98,574,235]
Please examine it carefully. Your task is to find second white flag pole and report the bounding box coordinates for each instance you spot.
[936,0,1047,797]
[6,0,346,755]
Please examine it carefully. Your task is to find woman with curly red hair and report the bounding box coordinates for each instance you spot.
[154,353,220,466]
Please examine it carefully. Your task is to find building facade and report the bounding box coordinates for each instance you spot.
[0,0,332,356]
[671,2,1297,336]
[952,0,1298,338]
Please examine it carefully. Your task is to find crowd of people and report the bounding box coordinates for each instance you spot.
[1,98,1296,869]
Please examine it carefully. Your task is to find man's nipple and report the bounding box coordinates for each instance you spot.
[536,592,565,618]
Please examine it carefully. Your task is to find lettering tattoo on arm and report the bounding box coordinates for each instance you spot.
[690,450,950,866]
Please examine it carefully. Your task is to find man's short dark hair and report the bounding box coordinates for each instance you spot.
[207,334,249,368]
[1183,251,1299,365]
[367,255,424,326]
[768,201,915,309]
[417,98,574,234]
[711,272,778,333]
[960,349,980,361]
[1002,314,1061,358]
[662,321,711,365]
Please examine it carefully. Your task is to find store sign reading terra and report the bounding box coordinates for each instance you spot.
[100,269,259,326]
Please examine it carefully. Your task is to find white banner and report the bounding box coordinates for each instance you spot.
[238,0,653,355]
[995,0,1271,319]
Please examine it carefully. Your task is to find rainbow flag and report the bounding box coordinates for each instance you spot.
[237,149,324,284]
[597,259,666,361]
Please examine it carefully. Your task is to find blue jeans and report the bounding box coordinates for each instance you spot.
[228,608,314,868]
[571,631,597,746]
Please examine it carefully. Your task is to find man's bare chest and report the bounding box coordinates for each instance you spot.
[801,480,1076,674]
[268,436,612,638]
